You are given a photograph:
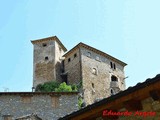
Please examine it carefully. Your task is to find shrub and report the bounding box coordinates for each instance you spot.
[78,97,83,109]
[35,81,60,92]
[55,82,72,92]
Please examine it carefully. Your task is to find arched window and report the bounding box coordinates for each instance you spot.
[111,75,118,82]
[92,68,98,75]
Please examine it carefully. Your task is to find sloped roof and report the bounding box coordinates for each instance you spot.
[59,74,160,120]
[31,36,67,52]
[63,42,127,66]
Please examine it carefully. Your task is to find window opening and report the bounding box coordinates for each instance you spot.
[45,56,49,60]
[42,43,47,47]
[68,58,71,62]
[110,62,113,68]
[111,75,118,82]
[92,83,94,88]
[74,53,77,58]
[92,68,97,75]
[113,63,116,70]
[111,89,114,95]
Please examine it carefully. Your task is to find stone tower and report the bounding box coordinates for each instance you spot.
[63,42,127,105]
[31,36,67,88]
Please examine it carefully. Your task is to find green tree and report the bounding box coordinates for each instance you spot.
[55,82,72,92]
[35,81,60,92]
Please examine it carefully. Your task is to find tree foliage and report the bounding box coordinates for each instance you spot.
[55,82,72,92]
[35,81,60,92]
[35,81,81,92]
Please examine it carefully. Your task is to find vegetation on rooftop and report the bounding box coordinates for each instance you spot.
[35,80,83,108]
[35,80,82,92]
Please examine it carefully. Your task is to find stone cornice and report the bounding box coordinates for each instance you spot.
[31,36,67,52]
[63,42,127,66]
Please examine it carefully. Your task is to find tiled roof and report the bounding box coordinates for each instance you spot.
[59,74,160,120]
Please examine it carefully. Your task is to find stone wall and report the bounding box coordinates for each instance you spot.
[64,48,81,84]
[33,40,56,88]
[80,47,125,105]
[32,40,66,88]
[0,93,78,120]
[55,41,65,83]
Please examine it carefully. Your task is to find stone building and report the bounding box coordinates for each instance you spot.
[31,36,127,105]
[31,36,67,88]
[60,74,160,120]
[0,92,78,120]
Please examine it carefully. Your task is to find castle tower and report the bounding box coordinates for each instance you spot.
[31,36,67,88]
[63,42,127,105]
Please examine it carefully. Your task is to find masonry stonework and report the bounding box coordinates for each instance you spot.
[117,97,160,120]
[0,93,78,120]
[31,36,67,88]
[64,48,81,84]
[80,47,126,105]
[31,36,127,106]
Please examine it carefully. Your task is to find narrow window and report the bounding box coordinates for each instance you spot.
[114,63,116,70]
[110,62,113,68]
[45,56,49,60]
[52,96,59,108]
[92,83,94,88]
[87,52,91,57]
[92,68,97,75]
[111,75,118,82]
[111,89,114,95]
[42,43,47,47]
[68,58,71,62]
[74,53,77,58]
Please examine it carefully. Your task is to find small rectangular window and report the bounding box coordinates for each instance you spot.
[110,62,113,68]
[68,58,71,62]
[42,43,47,47]
[45,56,49,60]
[74,53,77,58]
[114,63,116,70]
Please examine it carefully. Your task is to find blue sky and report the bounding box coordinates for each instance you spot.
[0,0,160,92]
